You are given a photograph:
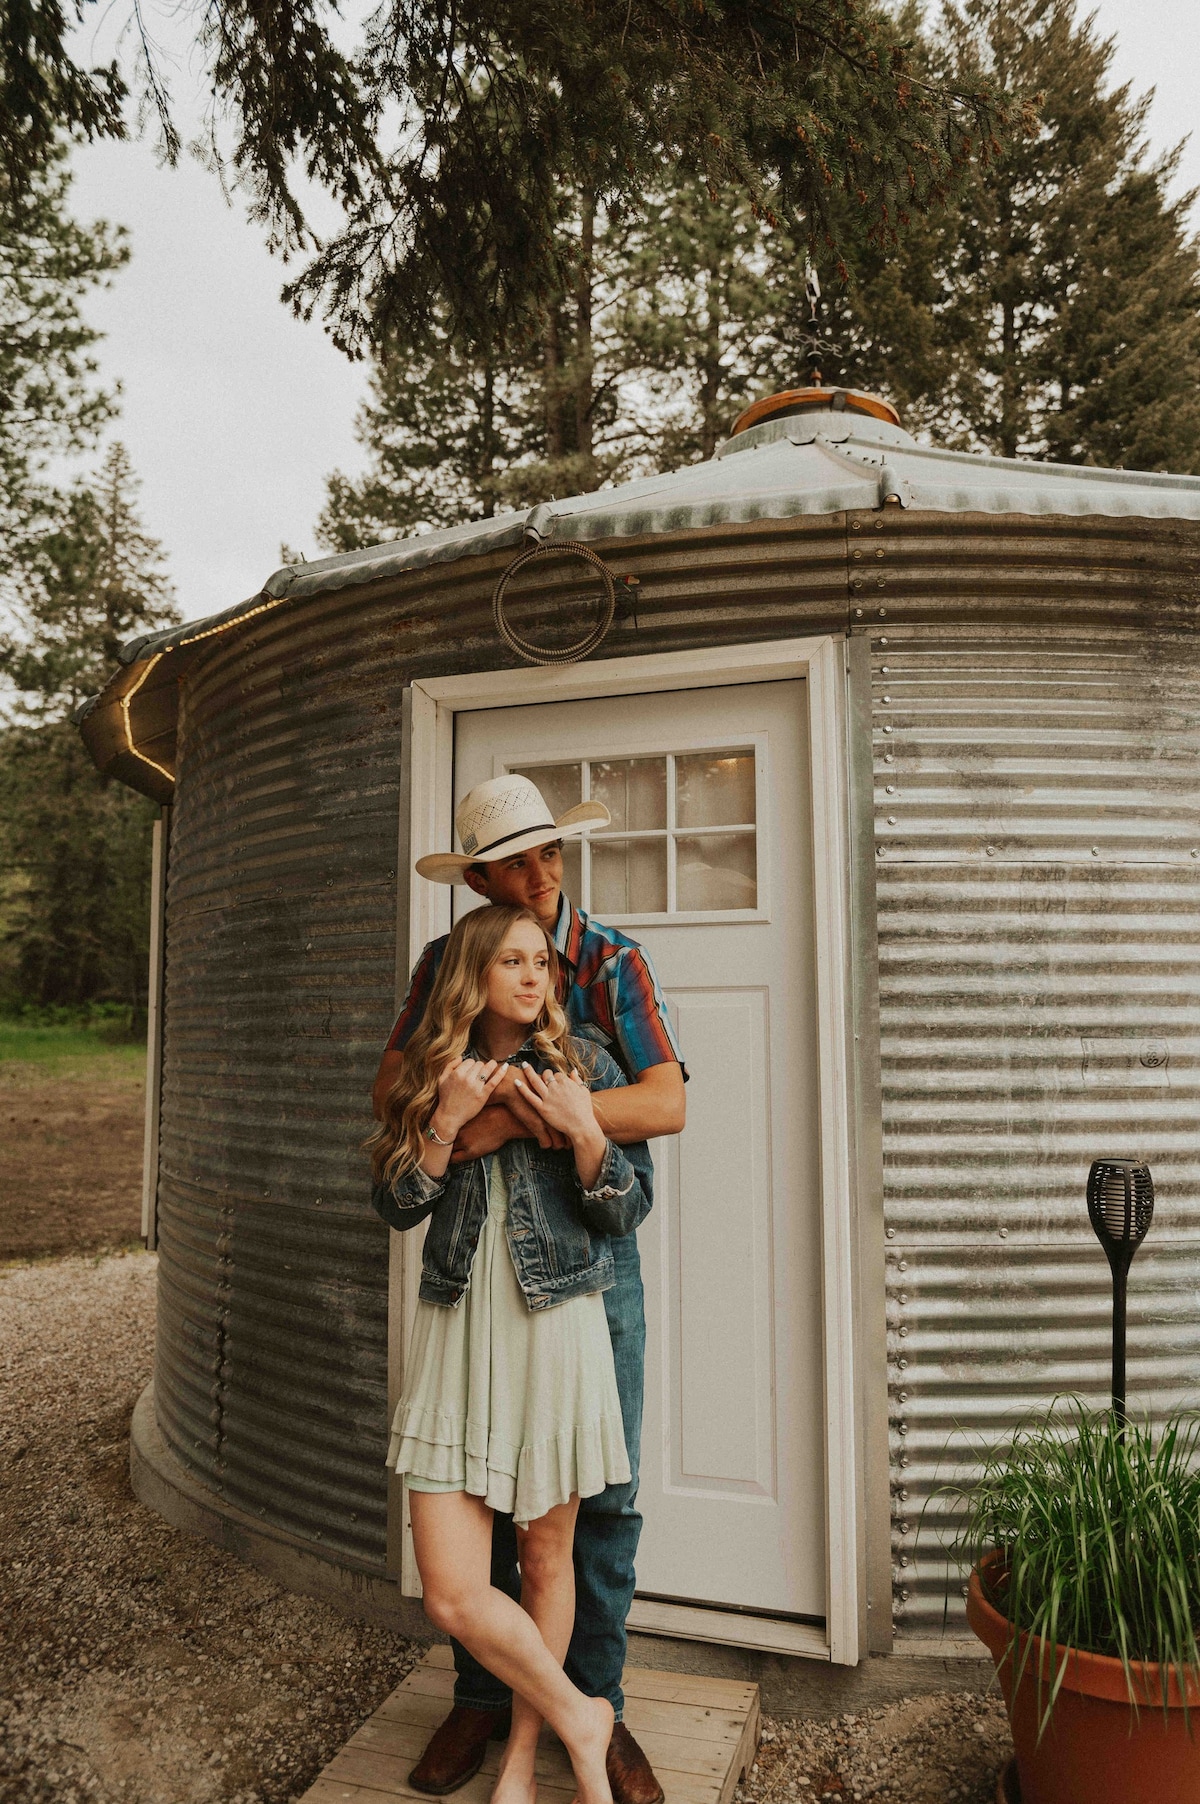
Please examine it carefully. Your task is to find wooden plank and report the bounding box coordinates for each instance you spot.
[356,1710,733,1780]
[321,1746,572,1804]
[373,1682,745,1749]
[299,1651,760,1804]
[621,1667,759,1710]
[419,1642,757,1712]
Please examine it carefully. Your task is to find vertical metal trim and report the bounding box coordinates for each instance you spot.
[845,632,891,1653]
[140,805,169,1251]
[806,634,861,1667]
[387,687,414,1584]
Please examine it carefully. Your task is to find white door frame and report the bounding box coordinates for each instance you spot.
[394,634,862,1666]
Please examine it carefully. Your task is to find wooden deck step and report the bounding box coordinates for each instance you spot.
[300,1644,760,1804]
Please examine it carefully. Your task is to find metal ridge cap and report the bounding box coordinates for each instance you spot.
[850,434,1200,493]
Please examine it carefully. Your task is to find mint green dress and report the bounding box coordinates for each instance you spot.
[386,1156,630,1528]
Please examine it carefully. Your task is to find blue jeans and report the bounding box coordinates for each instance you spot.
[450,1231,646,1721]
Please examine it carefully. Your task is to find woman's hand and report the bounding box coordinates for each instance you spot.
[513,1065,607,1190]
[433,1056,506,1138]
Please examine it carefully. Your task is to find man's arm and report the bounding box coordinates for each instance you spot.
[591,1060,686,1142]
[372,1048,405,1120]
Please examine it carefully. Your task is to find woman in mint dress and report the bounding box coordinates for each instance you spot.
[367,904,653,1804]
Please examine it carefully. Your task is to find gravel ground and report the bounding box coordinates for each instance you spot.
[0,1249,420,1804]
[732,1696,1011,1804]
[0,1246,1013,1804]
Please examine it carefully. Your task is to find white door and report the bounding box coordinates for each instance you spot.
[454,681,824,1619]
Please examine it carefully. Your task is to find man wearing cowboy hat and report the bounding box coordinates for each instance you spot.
[372,774,686,1804]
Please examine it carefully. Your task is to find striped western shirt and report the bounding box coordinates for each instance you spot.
[384,896,685,1081]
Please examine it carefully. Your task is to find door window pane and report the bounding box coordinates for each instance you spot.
[592,838,668,915]
[510,762,582,819]
[676,751,755,829]
[560,838,582,903]
[591,758,667,832]
[676,832,757,911]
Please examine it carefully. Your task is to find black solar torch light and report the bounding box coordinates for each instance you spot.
[1086,1158,1154,1433]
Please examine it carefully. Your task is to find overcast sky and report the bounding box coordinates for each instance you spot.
[67,0,1200,625]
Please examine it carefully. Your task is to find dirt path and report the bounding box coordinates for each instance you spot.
[0,1062,146,1262]
[0,1251,420,1804]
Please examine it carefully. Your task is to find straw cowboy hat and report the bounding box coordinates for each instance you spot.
[415,774,610,884]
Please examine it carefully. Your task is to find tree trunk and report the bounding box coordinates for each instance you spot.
[574,191,596,489]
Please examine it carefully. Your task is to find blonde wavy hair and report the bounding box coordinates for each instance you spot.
[366,904,588,1187]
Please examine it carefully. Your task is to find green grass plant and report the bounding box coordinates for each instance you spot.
[956,1398,1200,1734]
[0,1008,145,1076]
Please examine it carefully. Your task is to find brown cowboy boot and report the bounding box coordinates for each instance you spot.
[608,1723,665,1804]
[407,1703,512,1795]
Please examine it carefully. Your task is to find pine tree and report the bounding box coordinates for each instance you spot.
[2,0,1013,355]
[854,0,1200,468]
[0,444,178,1011]
[0,147,127,587]
[3,443,177,716]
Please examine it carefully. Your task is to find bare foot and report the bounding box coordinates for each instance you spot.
[490,1767,538,1804]
[565,1695,615,1804]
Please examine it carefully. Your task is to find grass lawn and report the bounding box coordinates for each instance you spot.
[0,1020,146,1082]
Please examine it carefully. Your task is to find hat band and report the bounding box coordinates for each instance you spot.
[461,817,559,858]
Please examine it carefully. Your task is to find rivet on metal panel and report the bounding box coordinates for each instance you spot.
[986,845,996,856]
[900,1556,909,1567]
[882,694,891,703]
[875,519,885,531]
[853,549,863,561]
[1091,846,1100,856]
[876,845,884,857]
[900,1521,910,1534]
[999,1228,1009,1239]
[877,577,886,588]
[887,815,897,825]
[878,607,887,617]
[899,1326,908,1337]
[898,1294,907,1304]
[855,608,864,618]
[900,1589,910,1601]
[886,1228,896,1239]
[898,1262,907,1272]
[884,753,894,764]
[881,665,890,673]
[898,1392,908,1403]
[899,1359,908,1371]
[1192,850,1200,859]
[882,724,892,734]
[886,785,896,794]
[853,579,863,592]
[876,548,885,560]
[851,520,862,531]
[899,1490,909,1501]
[878,636,888,644]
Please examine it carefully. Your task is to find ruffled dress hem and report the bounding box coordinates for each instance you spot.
[386,1154,630,1529]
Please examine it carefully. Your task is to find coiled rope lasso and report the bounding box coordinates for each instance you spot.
[492,540,616,666]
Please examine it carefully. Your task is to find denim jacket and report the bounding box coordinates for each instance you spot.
[370,1040,654,1311]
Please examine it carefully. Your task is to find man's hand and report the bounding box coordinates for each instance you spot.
[490,1064,569,1150]
[450,1103,530,1163]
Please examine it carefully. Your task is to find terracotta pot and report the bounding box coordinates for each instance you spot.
[995,1757,1020,1804]
[967,1554,1200,1804]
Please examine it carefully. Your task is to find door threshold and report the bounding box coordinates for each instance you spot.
[628,1595,831,1659]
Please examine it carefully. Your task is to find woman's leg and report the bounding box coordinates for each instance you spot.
[492,1495,582,1804]
[410,1491,613,1804]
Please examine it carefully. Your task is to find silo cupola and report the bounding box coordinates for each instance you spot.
[729,385,901,437]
